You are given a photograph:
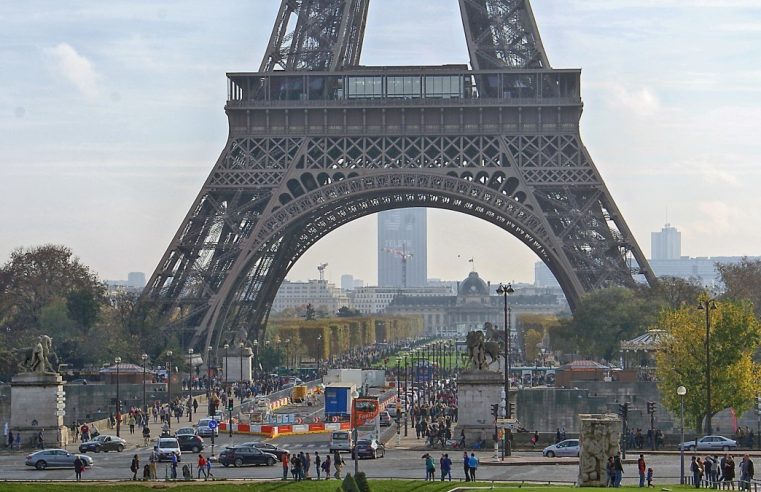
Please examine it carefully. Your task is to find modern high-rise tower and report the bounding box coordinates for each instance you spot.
[378,208,427,287]
[651,223,681,260]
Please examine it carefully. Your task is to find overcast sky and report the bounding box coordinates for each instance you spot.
[1,0,760,286]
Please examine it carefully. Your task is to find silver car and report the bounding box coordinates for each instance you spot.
[25,449,93,470]
[542,439,580,457]
[678,435,737,451]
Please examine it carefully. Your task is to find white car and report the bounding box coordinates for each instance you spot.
[542,439,580,457]
[154,438,181,461]
[196,418,219,437]
[678,435,737,451]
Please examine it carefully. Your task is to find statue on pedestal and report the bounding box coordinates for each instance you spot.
[465,325,504,371]
[16,335,58,374]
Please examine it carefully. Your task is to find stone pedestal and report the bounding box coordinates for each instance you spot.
[456,370,503,447]
[578,413,621,487]
[223,349,253,383]
[11,373,69,448]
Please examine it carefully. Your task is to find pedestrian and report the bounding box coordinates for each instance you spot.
[647,467,654,488]
[423,453,435,481]
[440,453,452,481]
[723,455,735,489]
[322,454,331,479]
[74,454,85,481]
[691,456,702,488]
[606,456,615,487]
[197,454,207,479]
[130,454,140,481]
[14,432,20,450]
[613,453,624,487]
[704,456,714,488]
[171,452,178,480]
[740,454,754,491]
[314,452,322,480]
[7,430,13,449]
[638,454,647,487]
[281,452,289,480]
[37,429,44,449]
[142,464,151,481]
[463,451,470,482]
[302,451,311,479]
[149,449,158,480]
[334,451,344,479]
[142,425,151,447]
[531,430,539,447]
[128,413,136,435]
[206,457,213,479]
[468,452,479,482]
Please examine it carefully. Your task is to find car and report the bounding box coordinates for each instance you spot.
[196,418,219,437]
[78,435,126,453]
[243,442,290,461]
[354,438,385,459]
[542,439,580,458]
[379,411,392,427]
[154,438,182,462]
[177,434,205,453]
[25,449,93,470]
[218,445,278,467]
[175,427,196,437]
[330,430,353,454]
[68,378,88,385]
[678,435,738,451]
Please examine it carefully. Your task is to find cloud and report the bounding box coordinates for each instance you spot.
[47,43,100,98]
[596,82,661,117]
[687,201,739,235]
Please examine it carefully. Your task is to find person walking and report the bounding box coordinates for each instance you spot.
[74,455,84,481]
[613,454,624,487]
[314,452,322,480]
[463,452,470,482]
[170,452,178,480]
[722,455,735,489]
[322,454,331,479]
[647,467,654,488]
[206,456,213,479]
[37,429,44,449]
[638,454,647,487]
[302,451,311,479]
[423,453,435,481]
[149,449,158,480]
[740,454,755,491]
[7,430,13,449]
[130,454,140,481]
[197,454,207,479]
[333,450,344,480]
[127,413,136,435]
[691,456,702,488]
[468,452,479,482]
[440,453,452,481]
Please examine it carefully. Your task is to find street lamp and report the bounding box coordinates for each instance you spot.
[403,355,409,436]
[351,389,360,476]
[141,354,148,417]
[497,283,514,419]
[166,350,173,430]
[252,340,259,378]
[239,341,245,385]
[677,385,687,484]
[115,357,122,437]
[187,348,194,422]
[698,298,717,435]
[206,345,213,416]
[224,343,231,438]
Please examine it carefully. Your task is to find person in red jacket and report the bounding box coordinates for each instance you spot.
[281,452,289,480]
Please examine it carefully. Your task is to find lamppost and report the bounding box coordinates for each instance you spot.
[141,353,148,416]
[403,355,409,436]
[206,345,213,416]
[166,350,173,430]
[224,343,231,438]
[497,283,514,419]
[238,341,245,385]
[678,385,687,484]
[351,389,360,476]
[396,359,401,445]
[698,298,717,435]
[316,335,323,376]
[187,348,194,422]
[252,340,259,378]
[115,357,122,437]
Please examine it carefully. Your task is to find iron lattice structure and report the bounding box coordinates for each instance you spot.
[142,0,656,351]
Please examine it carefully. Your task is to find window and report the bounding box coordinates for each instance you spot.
[387,76,421,98]
[347,76,383,99]
[425,75,463,98]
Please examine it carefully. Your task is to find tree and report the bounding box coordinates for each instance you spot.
[643,276,704,311]
[337,306,362,318]
[523,329,543,362]
[717,258,761,317]
[550,288,659,361]
[655,299,761,432]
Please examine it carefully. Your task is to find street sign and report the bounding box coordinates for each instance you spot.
[55,410,66,416]
[208,420,218,430]
[56,403,66,410]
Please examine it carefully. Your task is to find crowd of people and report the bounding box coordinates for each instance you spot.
[280,450,346,481]
[690,453,755,490]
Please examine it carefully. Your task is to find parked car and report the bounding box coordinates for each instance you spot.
[78,435,126,453]
[243,442,289,461]
[25,449,93,470]
[542,439,580,458]
[218,445,277,467]
[174,427,196,437]
[379,411,392,427]
[196,418,219,437]
[678,435,737,451]
[154,438,182,462]
[177,434,205,453]
[354,438,385,459]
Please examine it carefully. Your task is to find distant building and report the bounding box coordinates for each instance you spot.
[350,286,451,315]
[377,208,427,287]
[534,262,560,288]
[341,274,355,291]
[105,271,147,293]
[272,279,350,315]
[651,223,681,260]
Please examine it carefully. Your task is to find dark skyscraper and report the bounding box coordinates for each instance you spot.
[377,208,427,287]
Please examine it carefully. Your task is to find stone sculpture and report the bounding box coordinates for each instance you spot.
[16,335,58,374]
[465,325,504,371]
[578,414,621,487]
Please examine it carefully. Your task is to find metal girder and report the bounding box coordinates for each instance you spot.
[141,0,656,352]
[459,0,550,69]
[259,0,369,72]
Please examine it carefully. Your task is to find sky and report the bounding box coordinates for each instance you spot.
[1,0,761,286]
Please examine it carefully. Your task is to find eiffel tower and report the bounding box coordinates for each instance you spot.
[142,0,656,351]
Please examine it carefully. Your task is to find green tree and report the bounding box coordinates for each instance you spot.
[337,306,362,317]
[655,299,761,432]
[717,257,761,317]
[551,287,659,361]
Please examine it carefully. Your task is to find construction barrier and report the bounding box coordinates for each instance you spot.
[219,421,352,437]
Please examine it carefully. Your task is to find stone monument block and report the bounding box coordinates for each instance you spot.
[578,413,621,487]
[11,373,69,448]
[456,369,503,446]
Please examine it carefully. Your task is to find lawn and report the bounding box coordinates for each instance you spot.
[0,482,694,492]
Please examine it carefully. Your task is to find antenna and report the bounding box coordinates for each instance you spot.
[383,245,414,288]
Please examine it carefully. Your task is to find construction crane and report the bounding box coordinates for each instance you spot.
[317,263,328,281]
[383,245,414,288]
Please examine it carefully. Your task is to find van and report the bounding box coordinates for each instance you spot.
[329,431,353,454]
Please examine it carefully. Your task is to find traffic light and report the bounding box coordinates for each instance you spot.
[491,403,500,418]
[756,396,761,415]
[228,398,234,411]
[647,401,656,415]
[509,402,516,418]
[617,402,629,419]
